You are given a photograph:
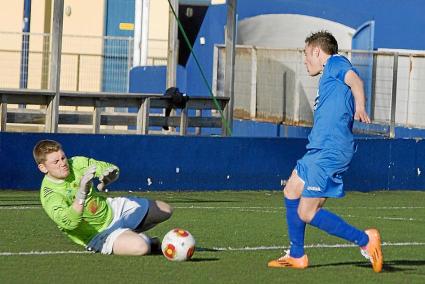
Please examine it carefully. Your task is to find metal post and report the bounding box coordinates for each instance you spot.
[46,0,64,133]
[224,0,237,135]
[282,71,287,122]
[41,33,51,90]
[370,53,377,121]
[166,0,178,88]
[20,0,31,90]
[0,95,6,131]
[249,47,257,119]
[389,53,398,138]
[41,0,52,90]
[166,0,179,134]
[76,54,80,91]
[127,37,132,92]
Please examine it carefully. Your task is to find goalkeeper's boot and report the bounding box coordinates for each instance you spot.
[360,228,383,273]
[268,251,308,269]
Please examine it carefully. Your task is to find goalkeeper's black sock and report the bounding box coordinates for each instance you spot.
[149,237,162,255]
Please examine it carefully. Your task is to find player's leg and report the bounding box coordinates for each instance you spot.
[136,200,173,232]
[86,197,166,256]
[301,148,382,271]
[300,197,369,247]
[112,230,151,256]
[297,149,367,243]
[268,170,309,269]
[283,170,307,258]
[297,196,326,222]
[299,197,383,272]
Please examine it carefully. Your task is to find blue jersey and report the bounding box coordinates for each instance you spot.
[306,55,356,153]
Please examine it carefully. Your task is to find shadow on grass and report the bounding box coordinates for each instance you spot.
[166,199,237,204]
[0,196,41,206]
[381,260,425,272]
[0,197,39,201]
[189,257,220,262]
[309,260,425,272]
[196,247,221,252]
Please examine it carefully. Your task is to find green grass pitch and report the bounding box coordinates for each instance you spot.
[1,190,425,283]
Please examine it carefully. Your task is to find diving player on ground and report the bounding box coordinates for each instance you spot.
[33,139,173,255]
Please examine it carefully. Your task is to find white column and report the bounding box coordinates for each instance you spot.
[133,0,142,67]
[141,0,150,66]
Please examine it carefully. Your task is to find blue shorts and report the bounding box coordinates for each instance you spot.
[296,148,354,198]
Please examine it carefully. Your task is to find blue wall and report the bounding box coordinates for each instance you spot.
[1,132,424,192]
[129,65,187,94]
[185,5,227,96]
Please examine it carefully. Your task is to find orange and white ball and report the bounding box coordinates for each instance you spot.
[161,228,196,261]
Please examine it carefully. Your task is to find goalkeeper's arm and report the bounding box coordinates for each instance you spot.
[72,165,96,212]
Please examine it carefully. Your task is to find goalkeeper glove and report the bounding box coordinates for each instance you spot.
[97,166,119,191]
[75,165,96,204]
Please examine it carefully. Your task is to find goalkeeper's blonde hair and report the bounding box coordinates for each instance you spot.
[33,140,63,164]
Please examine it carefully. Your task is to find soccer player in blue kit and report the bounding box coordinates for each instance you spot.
[268,31,383,272]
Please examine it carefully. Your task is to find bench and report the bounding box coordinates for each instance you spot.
[0,88,230,135]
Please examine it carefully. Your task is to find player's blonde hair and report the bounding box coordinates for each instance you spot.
[305,30,338,55]
[33,140,63,164]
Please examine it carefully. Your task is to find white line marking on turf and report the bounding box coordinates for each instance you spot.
[2,205,425,210]
[211,242,425,251]
[1,242,425,256]
[340,214,422,221]
[0,250,92,256]
[0,206,41,210]
[174,205,425,210]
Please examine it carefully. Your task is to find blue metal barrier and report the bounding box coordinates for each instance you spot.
[1,132,424,191]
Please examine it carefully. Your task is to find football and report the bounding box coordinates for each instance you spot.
[161,228,196,261]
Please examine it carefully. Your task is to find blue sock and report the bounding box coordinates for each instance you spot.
[309,209,369,246]
[284,198,306,258]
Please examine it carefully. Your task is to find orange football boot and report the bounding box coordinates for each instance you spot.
[268,252,309,269]
[360,228,384,273]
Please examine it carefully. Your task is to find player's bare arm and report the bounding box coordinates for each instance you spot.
[344,70,371,123]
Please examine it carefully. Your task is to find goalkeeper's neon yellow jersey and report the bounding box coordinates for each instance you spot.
[39,156,117,247]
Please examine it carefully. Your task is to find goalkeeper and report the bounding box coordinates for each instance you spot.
[33,139,173,255]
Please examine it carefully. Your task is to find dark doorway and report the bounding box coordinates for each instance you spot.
[178,4,208,66]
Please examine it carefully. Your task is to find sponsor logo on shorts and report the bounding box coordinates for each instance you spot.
[307,186,321,192]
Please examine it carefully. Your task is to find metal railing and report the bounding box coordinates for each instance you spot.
[0,32,168,92]
[214,45,425,137]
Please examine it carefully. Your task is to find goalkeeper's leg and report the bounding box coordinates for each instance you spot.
[112,231,152,256]
[135,200,173,232]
